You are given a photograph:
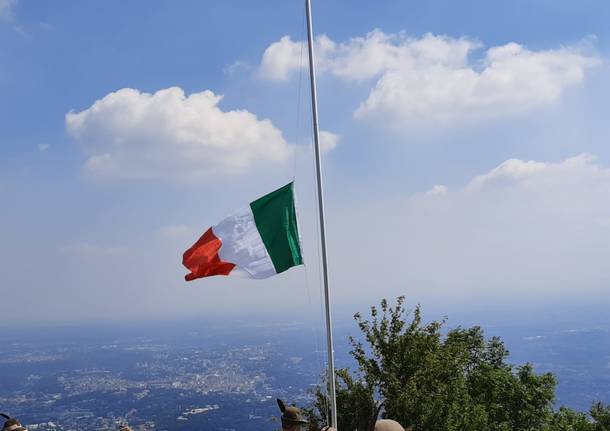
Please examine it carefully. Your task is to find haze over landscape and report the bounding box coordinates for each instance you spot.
[2,1,610,429]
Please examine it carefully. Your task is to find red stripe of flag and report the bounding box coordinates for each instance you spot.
[182,228,235,281]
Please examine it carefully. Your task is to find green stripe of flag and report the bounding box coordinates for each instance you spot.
[249,182,303,274]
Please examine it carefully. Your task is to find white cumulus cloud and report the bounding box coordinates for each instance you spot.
[259,35,306,81]
[319,130,340,152]
[259,30,599,128]
[66,87,293,180]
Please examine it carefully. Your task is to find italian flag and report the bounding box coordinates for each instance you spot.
[182,183,303,281]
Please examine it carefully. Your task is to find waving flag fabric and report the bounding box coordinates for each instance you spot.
[182,183,303,281]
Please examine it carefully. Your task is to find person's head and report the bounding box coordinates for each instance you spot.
[277,399,308,430]
[374,419,405,431]
[1,414,28,431]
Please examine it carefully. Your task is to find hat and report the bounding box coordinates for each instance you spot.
[374,419,405,431]
[277,399,308,428]
[1,415,28,431]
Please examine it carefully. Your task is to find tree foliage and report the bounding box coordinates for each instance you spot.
[307,297,610,431]
[304,368,378,431]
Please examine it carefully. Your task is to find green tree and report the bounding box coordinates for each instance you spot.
[309,297,576,431]
[590,402,610,431]
[547,402,610,431]
[304,368,378,431]
[545,407,592,431]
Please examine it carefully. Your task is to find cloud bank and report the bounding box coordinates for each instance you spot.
[330,154,610,307]
[66,87,293,180]
[260,31,599,128]
[4,154,610,323]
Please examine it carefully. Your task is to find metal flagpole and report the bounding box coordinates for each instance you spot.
[305,0,338,428]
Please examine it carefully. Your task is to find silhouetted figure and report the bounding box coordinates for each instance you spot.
[1,414,28,431]
[277,399,308,430]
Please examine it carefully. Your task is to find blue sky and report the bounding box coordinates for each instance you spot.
[2,0,610,326]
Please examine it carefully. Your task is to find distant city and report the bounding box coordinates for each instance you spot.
[0,322,326,431]
[1,319,610,430]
